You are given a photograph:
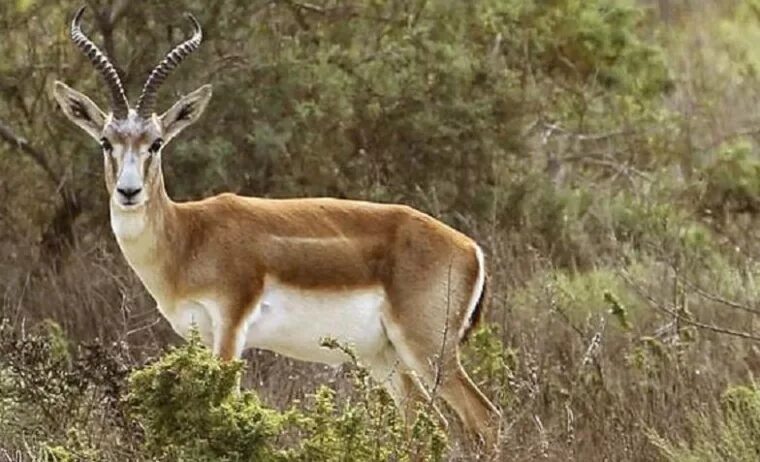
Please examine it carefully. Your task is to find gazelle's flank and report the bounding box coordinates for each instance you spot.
[54,6,501,447]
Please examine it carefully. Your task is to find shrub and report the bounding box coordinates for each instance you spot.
[125,332,447,461]
[496,174,599,269]
[1,323,448,461]
[287,338,447,462]
[461,324,518,410]
[125,330,286,461]
[652,384,760,462]
[0,319,133,457]
[511,0,670,97]
[698,140,760,219]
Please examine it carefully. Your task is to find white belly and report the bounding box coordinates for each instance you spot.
[244,278,389,365]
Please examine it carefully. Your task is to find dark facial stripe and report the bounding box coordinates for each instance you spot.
[106,151,119,186]
[143,151,152,179]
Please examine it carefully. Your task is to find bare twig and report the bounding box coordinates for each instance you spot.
[678,273,760,316]
[410,0,429,28]
[0,119,60,186]
[619,269,760,342]
[124,317,161,338]
[545,282,587,339]
[564,155,652,181]
[109,0,129,24]
[702,125,760,152]
[89,0,126,79]
[580,318,605,369]
[282,0,326,15]
[430,258,454,398]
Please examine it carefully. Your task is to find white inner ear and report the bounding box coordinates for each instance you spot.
[160,84,212,142]
[52,81,106,140]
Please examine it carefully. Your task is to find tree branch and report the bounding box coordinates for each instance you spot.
[619,269,760,342]
[283,0,326,15]
[0,119,60,187]
[678,273,760,316]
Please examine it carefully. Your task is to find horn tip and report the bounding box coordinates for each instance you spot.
[185,13,202,35]
[73,5,86,25]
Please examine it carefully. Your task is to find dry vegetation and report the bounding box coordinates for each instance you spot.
[4,0,760,460]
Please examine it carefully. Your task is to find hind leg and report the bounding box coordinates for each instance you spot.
[387,302,501,448]
[437,360,501,447]
[367,340,448,429]
[385,234,501,448]
[385,324,500,447]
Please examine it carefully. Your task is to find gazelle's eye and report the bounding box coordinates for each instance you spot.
[149,138,163,154]
[100,137,113,153]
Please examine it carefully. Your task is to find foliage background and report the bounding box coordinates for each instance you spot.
[3,0,760,460]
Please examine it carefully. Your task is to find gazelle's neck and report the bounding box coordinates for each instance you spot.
[110,173,173,263]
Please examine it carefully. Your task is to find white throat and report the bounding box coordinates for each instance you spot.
[109,202,162,269]
[110,204,149,241]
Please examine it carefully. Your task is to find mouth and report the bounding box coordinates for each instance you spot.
[115,198,144,210]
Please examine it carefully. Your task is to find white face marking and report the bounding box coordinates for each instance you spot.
[244,278,389,365]
[103,111,163,211]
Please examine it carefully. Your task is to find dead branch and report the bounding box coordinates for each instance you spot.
[0,119,60,187]
[88,0,127,79]
[430,258,454,399]
[540,121,634,142]
[678,274,760,316]
[0,120,84,264]
[619,269,760,342]
[282,0,326,15]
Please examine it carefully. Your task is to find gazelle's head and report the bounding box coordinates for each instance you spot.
[53,7,212,212]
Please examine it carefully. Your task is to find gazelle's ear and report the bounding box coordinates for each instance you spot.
[52,81,107,140]
[159,84,212,143]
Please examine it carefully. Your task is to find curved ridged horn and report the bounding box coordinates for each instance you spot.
[136,14,202,118]
[70,6,129,119]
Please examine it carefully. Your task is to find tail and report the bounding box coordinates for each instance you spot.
[460,246,490,343]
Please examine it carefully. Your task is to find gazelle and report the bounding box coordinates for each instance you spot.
[53,7,501,447]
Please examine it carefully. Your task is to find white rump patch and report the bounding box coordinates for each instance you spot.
[244,277,389,365]
[460,244,486,339]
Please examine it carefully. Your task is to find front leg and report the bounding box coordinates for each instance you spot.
[213,317,247,361]
[166,300,215,348]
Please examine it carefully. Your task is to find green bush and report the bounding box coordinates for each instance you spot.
[0,319,132,457]
[288,385,446,462]
[287,338,447,462]
[461,324,518,410]
[698,140,760,218]
[510,0,670,97]
[0,0,674,236]
[125,331,286,461]
[0,324,449,461]
[652,384,760,462]
[126,333,447,461]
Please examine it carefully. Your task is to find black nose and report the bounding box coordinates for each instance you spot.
[117,187,142,199]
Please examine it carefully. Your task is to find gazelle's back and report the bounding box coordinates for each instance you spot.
[169,193,478,289]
